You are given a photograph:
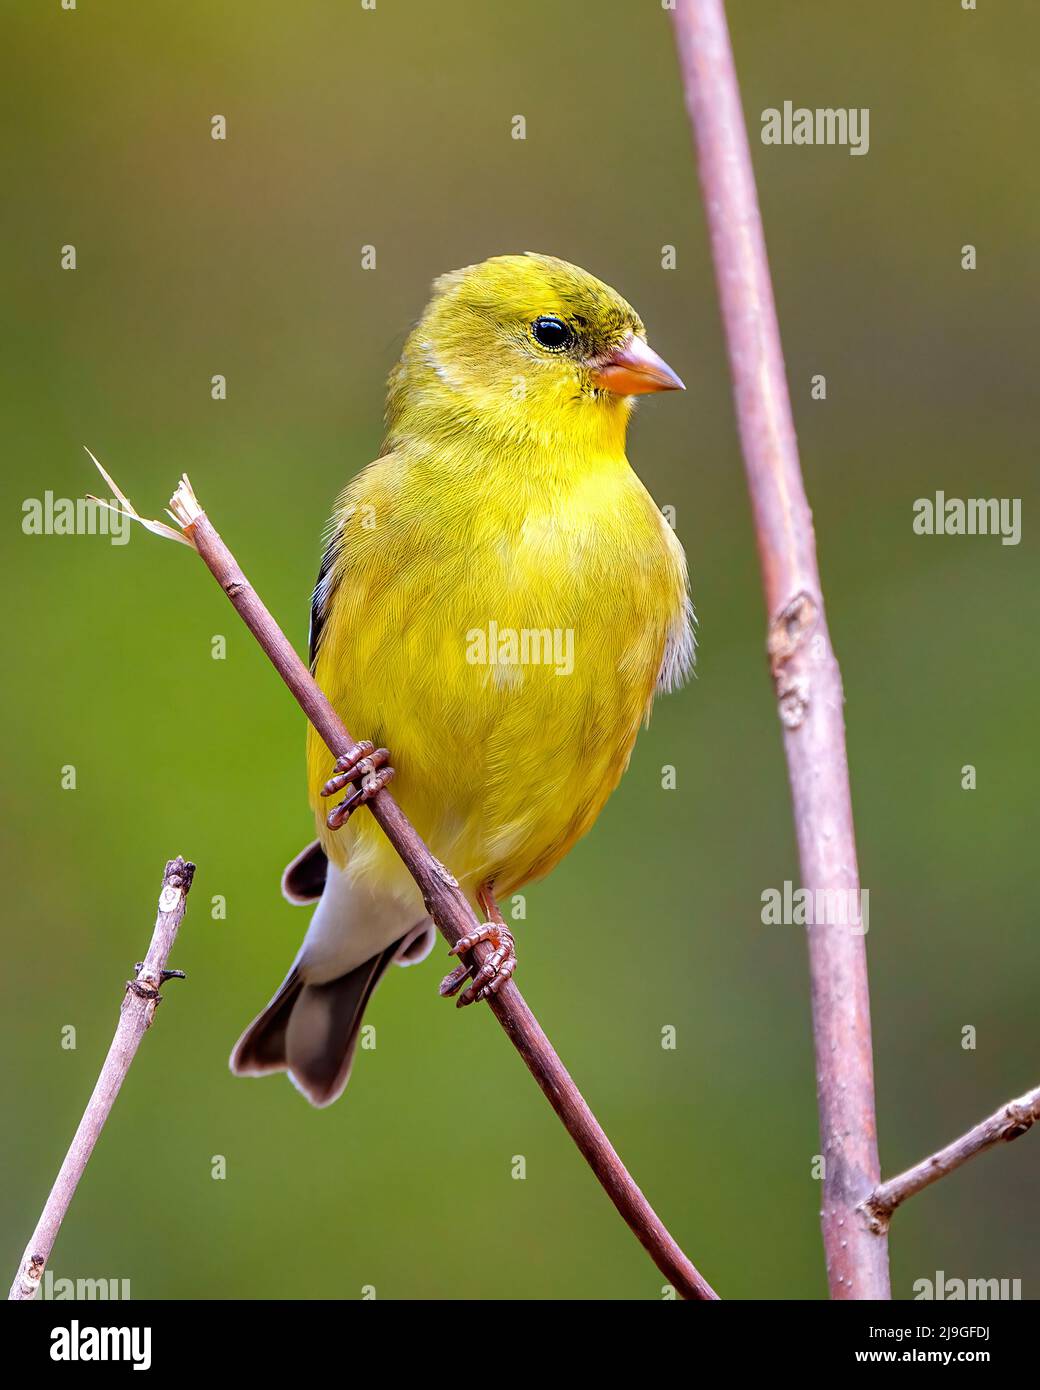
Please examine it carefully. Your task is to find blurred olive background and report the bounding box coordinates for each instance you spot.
[2,0,1037,1301]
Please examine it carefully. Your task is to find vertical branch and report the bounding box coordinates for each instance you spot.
[8,857,195,1302]
[671,0,889,1297]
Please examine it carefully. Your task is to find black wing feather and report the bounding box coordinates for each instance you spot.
[308,530,340,668]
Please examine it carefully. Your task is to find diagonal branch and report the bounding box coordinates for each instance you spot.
[859,1084,1040,1235]
[671,0,889,1298]
[9,857,195,1302]
[91,464,718,1301]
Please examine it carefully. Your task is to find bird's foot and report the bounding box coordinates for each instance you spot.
[320,741,394,829]
[439,922,517,1007]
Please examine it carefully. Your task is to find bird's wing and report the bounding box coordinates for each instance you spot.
[309,520,342,667]
[309,455,397,666]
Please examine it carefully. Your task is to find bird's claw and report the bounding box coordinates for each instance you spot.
[439,923,517,1007]
[321,741,395,829]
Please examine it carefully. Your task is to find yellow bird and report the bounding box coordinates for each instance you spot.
[231,253,693,1105]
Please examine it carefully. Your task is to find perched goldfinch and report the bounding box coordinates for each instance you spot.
[231,253,693,1105]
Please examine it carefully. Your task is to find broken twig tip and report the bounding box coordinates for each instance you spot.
[168,475,203,530]
[82,448,196,548]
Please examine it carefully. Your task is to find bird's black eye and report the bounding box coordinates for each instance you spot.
[531,316,574,351]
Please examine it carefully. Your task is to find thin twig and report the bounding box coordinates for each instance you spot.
[94,465,718,1300]
[671,0,889,1298]
[9,857,195,1302]
[858,1084,1040,1235]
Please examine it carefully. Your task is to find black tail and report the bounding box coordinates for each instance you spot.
[229,941,401,1108]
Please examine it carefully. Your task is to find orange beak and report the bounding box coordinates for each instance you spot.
[588,334,685,395]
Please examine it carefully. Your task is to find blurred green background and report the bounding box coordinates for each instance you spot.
[2,0,1037,1301]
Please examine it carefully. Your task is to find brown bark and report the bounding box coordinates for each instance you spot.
[9,858,195,1301]
[671,0,889,1297]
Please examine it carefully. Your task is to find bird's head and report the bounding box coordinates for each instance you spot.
[386,253,683,455]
